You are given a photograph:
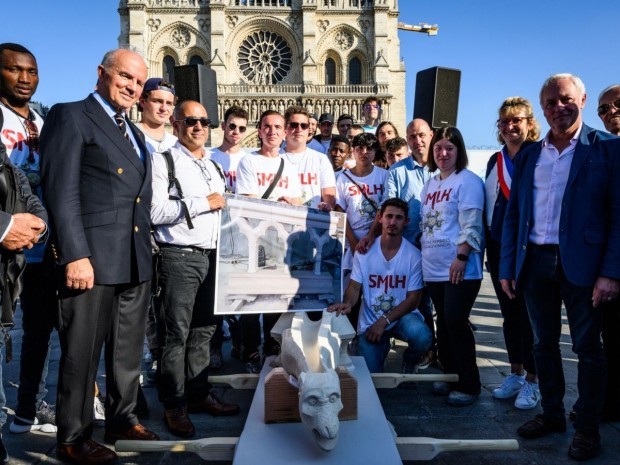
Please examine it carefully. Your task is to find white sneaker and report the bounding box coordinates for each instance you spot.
[9,416,57,434]
[93,396,106,425]
[514,381,541,410]
[493,373,525,399]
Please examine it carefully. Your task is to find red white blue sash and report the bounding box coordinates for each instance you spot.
[496,149,513,200]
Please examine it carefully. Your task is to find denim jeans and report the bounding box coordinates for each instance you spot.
[357,312,432,373]
[156,247,216,408]
[426,280,482,395]
[521,245,606,434]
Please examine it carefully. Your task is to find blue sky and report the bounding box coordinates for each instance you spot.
[2,0,618,147]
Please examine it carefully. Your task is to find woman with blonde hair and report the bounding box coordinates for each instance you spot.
[485,97,541,410]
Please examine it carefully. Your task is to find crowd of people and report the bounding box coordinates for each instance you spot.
[0,41,618,464]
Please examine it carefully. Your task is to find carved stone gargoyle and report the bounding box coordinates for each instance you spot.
[270,311,355,451]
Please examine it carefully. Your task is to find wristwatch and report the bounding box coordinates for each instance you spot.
[456,253,469,262]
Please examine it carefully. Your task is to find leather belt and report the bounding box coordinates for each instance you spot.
[157,243,211,254]
[527,243,559,252]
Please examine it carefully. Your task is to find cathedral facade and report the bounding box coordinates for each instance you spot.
[118,0,405,145]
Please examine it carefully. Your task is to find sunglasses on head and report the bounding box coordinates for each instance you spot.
[597,99,620,115]
[288,122,310,130]
[228,122,247,133]
[176,117,211,127]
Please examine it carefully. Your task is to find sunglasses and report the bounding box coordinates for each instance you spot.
[497,116,528,128]
[176,117,211,127]
[597,99,620,115]
[288,122,310,130]
[228,122,247,133]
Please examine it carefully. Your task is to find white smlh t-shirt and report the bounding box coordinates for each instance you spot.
[235,151,302,201]
[420,169,484,282]
[281,148,336,208]
[336,167,387,237]
[138,125,177,155]
[351,238,424,334]
[206,148,248,193]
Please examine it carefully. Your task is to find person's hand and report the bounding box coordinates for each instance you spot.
[365,318,388,343]
[277,196,294,205]
[592,276,619,307]
[356,235,372,255]
[449,258,466,284]
[65,258,94,290]
[1,213,45,251]
[327,302,351,317]
[207,192,225,210]
[500,278,517,299]
[317,202,332,212]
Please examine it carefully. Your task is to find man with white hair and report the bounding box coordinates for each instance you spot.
[500,74,620,461]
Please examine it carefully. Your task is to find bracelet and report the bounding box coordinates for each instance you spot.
[382,313,391,325]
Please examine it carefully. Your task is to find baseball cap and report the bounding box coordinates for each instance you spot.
[319,113,334,124]
[143,77,175,95]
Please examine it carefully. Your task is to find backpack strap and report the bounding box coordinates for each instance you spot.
[159,150,194,230]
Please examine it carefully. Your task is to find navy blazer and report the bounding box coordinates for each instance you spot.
[40,94,153,285]
[499,124,620,287]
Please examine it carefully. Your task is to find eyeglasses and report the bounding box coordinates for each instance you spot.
[288,122,310,130]
[228,122,247,133]
[193,159,212,186]
[597,99,620,115]
[497,116,529,128]
[23,118,39,162]
[364,104,380,110]
[176,117,211,127]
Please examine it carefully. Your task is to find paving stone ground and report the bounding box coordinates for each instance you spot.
[2,274,618,464]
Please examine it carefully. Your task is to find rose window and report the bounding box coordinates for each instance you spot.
[238,31,292,85]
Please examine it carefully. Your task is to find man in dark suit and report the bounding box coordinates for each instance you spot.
[500,74,620,461]
[40,48,158,464]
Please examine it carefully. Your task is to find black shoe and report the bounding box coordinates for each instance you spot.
[568,431,600,461]
[517,414,566,439]
[245,352,262,374]
[0,434,8,464]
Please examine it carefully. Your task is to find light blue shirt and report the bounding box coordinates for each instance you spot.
[385,156,431,243]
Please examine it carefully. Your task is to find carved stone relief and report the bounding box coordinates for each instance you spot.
[170,26,191,48]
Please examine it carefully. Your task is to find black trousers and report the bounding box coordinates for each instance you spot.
[426,280,481,395]
[15,261,58,420]
[486,237,536,374]
[155,247,216,408]
[56,280,150,445]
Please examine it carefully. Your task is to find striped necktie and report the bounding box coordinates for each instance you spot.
[114,113,134,149]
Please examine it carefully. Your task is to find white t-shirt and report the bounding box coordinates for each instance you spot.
[351,238,424,334]
[0,105,45,262]
[136,124,177,154]
[206,147,248,193]
[336,167,387,238]
[420,169,484,282]
[281,148,336,208]
[235,151,302,201]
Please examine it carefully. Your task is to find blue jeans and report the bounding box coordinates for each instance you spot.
[521,245,606,434]
[357,312,431,373]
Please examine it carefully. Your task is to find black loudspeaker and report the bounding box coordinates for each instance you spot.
[173,64,219,128]
[413,66,461,128]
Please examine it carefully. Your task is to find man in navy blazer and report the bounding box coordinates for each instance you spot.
[500,73,620,461]
[40,49,158,464]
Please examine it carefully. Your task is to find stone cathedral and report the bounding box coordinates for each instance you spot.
[118,0,405,145]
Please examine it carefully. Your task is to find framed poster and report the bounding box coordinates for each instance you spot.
[215,194,345,314]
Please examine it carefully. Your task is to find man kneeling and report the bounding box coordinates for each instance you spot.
[328,198,431,372]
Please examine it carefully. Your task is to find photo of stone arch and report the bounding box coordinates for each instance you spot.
[215,195,345,315]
